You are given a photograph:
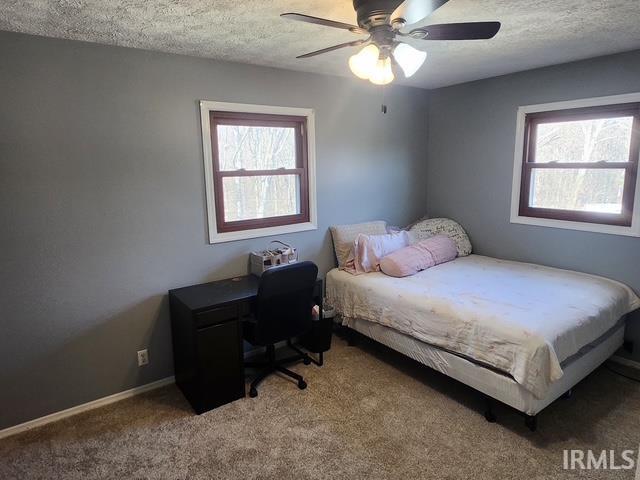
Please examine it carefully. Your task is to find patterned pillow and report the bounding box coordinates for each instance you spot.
[408,218,472,257]
[329,221,387,268]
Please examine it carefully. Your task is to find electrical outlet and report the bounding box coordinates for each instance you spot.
[137,349,149,367]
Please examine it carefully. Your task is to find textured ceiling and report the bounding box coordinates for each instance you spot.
[2,0,640,89]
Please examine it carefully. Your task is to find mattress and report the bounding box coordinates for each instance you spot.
[326,255,639,398]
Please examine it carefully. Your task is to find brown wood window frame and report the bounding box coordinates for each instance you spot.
[210,111,310,233]
[519,103,640,227]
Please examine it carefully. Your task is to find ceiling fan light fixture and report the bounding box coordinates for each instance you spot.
[368,56,394,85]
[393,43,427,77]
[283,1,500,86]
[348,44,380,80]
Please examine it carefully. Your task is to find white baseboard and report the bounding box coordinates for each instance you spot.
[610,355,640,370]
[0,343,292,441]
[0,376,175,441]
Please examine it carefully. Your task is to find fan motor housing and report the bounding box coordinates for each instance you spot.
[352,0,397,28]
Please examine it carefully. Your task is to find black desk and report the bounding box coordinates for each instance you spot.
[169,275,323,414]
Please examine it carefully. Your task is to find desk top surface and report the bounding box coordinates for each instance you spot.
[169,275,322,312]
[169,275,260,312]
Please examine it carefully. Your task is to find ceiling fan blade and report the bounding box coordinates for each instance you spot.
[281,13,368,35]
[296,39,368,59]
[390,0,449,26]
[410,22,501,40]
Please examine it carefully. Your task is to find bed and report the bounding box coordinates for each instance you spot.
[326,254,640,430]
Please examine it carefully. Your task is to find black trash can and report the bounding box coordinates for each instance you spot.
[300,305,334,366]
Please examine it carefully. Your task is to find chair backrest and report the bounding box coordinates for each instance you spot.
[253,261,319,345]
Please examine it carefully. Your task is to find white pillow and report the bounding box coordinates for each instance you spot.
[329,221,387,268]
[347,231,412,274]
[408,217,472,257]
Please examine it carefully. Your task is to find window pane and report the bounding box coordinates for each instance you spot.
[222,175,301,222]
[217,125,296,171]
[535,116,633,163]
[529,168,625,213]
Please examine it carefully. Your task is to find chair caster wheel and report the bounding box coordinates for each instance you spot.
[303,357,311,365]
[484,410,497,423]
[298,380,307,390]
[249,387,258,398]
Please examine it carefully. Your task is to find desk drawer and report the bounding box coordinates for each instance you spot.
[196,305,238,328]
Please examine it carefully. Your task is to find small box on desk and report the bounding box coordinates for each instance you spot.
[249,240,298,277]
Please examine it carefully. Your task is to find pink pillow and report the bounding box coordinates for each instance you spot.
[344,231,411,274]
[380,235,457,277]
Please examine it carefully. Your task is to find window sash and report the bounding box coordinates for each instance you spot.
[209,111,310,233]
[217,168,304,177]
[519,103,640,227]
[524,103,640,123]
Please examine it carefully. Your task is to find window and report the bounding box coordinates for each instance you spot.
[211,112,309,231]
[200,102,316,243]
[511,94,640,236]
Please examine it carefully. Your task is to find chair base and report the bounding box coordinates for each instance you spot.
[245,344,308,397]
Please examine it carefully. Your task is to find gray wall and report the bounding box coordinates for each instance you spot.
[426,50,640,361]
[0,31,429,429]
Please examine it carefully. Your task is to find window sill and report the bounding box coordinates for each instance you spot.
[509,214,640,237]
[209,221,317,244]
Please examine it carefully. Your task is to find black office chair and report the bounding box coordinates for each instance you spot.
[243,261,318,398]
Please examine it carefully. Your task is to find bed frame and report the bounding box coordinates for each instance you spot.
[341,316,626,432]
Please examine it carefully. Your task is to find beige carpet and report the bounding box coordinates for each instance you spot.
[1,334,640,480]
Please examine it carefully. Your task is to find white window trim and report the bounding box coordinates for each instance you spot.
[510,92,640,237]
[199,100,317,244]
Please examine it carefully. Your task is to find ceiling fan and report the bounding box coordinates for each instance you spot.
[281,0,500,85]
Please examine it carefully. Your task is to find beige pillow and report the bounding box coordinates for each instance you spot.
[329,221,387,268]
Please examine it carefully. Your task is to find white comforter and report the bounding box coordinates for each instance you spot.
[326,255,640,398]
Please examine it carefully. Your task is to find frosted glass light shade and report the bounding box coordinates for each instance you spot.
[393,43,427,77]
[369,57,394,85]
[348,44,380,79]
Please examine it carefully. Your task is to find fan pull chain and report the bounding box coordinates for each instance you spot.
[381,85,388,114]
